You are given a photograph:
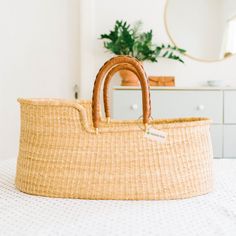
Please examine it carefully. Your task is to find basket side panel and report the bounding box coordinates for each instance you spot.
[15,103,86,195]
[16,107,213,200]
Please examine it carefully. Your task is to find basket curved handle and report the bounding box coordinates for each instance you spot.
[92,56,151,130]
[103,63,139,119]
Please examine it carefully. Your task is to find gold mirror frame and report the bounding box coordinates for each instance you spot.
[164,0,235,63]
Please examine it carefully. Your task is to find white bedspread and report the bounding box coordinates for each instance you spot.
[1,159,236,236]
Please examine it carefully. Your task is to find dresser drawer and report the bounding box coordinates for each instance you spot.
[112,90,223,123]
[112,90,142,119]
[210,125,223,158]
[224,91,236,123]
[223,125,236,158]
[151,91,222,123]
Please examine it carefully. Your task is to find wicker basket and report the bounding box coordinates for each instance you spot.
[16,56,213,200]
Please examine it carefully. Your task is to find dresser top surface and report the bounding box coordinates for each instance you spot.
[113,86,236,91]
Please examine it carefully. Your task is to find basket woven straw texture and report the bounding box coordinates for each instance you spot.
[16,56,213,200]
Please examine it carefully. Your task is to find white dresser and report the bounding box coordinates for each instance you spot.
[112,86,236,159]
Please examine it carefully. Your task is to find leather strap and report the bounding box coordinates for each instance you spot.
[92,56,151,129]
[103,64,139,119]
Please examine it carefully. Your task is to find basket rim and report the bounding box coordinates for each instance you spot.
[17,98,90,106]
[97,117,212,131]
[17,98,212,133]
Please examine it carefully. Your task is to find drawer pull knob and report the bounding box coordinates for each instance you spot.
[130,104,138,110]
[197,105,205,111]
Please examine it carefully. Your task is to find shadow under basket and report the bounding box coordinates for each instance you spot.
[15,56,213,200]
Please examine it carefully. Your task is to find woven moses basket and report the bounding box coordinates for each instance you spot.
[16,56,213,200]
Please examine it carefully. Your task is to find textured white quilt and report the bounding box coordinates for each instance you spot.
[1,159,236,236]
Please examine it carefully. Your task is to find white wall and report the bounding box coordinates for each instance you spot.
[80,0,236,99]
[0,0,80,160]
[223,0,236,20]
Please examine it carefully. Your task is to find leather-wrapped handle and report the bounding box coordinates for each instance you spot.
[103,64,139,119]
[92,56,151,129]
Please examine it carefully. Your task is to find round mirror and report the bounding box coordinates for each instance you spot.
[165,0,236,62]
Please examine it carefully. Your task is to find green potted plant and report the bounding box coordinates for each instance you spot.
[100,20,186,86]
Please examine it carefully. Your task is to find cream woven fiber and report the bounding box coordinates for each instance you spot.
[16,56,213,200]
[16,100,213,200]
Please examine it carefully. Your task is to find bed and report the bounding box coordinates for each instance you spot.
[1,159,236,236]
